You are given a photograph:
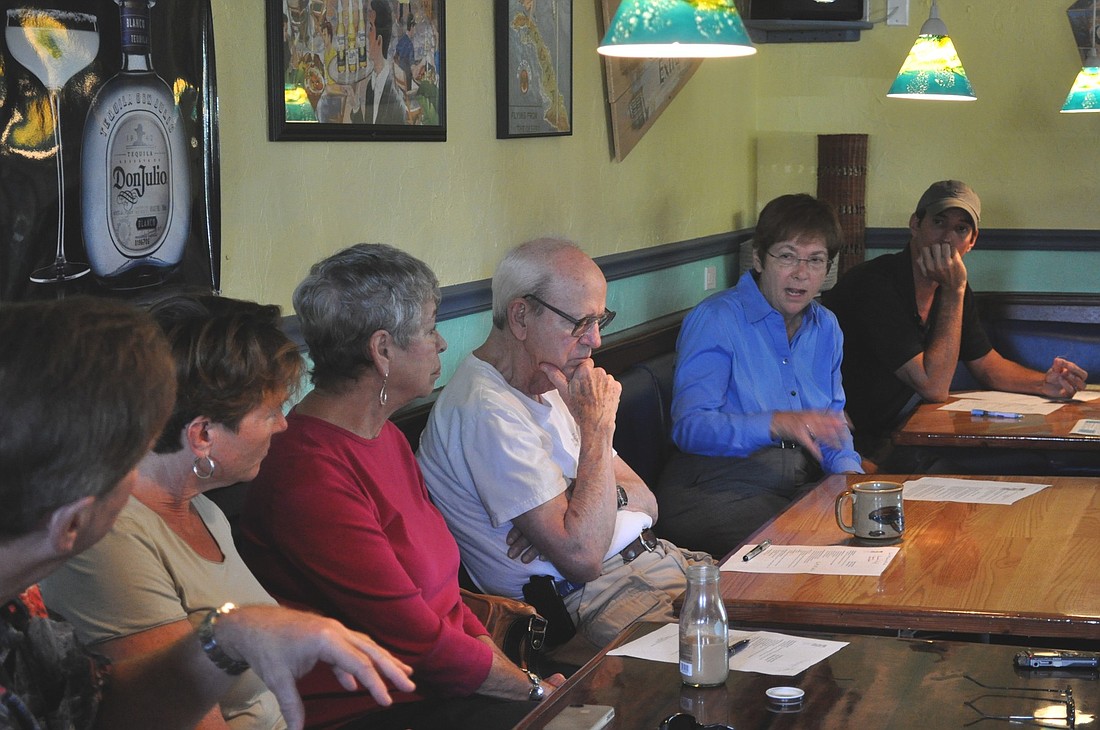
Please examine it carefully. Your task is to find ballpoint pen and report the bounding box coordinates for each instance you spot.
[728,638,751,656]
[970,409,1024,419]
[742,539,771,561]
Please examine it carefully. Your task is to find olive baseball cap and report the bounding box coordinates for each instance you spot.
[915,180,981,230]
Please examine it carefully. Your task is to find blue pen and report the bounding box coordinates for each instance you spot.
[970,409,1024,419]
[728,638,751,656]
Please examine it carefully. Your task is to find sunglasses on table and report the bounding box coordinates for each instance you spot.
[523,294,616,338]
[658,712,735,730]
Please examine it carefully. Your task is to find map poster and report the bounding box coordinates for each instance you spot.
[597,0,701,161]
[495,0,572,138]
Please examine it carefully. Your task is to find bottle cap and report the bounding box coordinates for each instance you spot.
[765,686,805,705]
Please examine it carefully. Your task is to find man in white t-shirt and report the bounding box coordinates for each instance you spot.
[418,239,705,648]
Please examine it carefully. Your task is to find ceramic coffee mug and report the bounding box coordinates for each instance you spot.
[835,481,904,540]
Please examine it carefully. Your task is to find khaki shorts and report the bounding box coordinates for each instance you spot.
[563,538,709,647]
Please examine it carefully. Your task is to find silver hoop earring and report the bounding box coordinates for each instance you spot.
[378,377,388,407]
[192,455,216,480]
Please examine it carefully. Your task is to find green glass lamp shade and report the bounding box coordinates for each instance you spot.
[1061,51,1100,113]
[597,0,756,58]
[888,34,976,100]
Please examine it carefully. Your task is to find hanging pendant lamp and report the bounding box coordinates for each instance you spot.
[887,0,975,101]
[597,0,756,59]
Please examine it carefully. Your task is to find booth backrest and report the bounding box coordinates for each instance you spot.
[950,295,1100,390]
[611,352,679,488]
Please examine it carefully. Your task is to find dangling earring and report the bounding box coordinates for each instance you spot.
[192,454,216,480]
[378,375,388,407]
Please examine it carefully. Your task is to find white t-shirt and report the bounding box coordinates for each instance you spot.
[417,354,649,599]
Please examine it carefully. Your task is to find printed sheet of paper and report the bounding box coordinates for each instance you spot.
[939,390,1100,415]
[1071,418,1100,436]
[939,397,1063,416]
[903,477,1050,504]
[721,545,898,576]
[606,623,847,676]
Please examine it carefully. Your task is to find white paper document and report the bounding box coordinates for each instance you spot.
[939,390,1100,416]
[1071,418,1100,436]
[903,477,1050,504]
[939,397,1062,416]
[606,623,847,677]
[721,544,899,576]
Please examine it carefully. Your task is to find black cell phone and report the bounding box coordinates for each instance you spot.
[1015,650,1100,668]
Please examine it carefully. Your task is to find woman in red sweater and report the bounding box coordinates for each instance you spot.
[240,243,563,729]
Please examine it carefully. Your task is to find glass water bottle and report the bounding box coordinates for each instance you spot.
[679,563,729,687]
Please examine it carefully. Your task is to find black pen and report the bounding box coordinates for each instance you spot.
[728,638,751,656]
[742,539,772,562]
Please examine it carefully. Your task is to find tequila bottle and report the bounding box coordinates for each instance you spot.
[81,0,190,289]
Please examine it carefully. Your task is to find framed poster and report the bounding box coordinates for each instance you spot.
[0,0,221,302]
[494,0,572,139]
[269,0,446,141]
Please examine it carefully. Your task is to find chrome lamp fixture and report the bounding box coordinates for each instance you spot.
[1062,0,1100,112]
[887,0,976,101]
[597,0,756,59]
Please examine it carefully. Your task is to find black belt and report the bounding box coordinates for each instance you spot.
[777,440,799,449]
[551,529,660,599]
[619,528,659,564]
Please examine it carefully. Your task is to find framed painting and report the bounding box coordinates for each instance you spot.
[268,0,445,141]
[494,0,572,139]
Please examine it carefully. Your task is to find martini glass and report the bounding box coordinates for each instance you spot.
[6,8,99,283]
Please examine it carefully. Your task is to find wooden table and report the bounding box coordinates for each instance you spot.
[718,474,1100,641]
[893,394,1100,450]
[516,622,1097,730]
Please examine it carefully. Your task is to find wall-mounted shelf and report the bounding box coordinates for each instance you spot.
[744,19,874,43]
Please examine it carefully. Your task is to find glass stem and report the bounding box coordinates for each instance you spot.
[48,88,66,271]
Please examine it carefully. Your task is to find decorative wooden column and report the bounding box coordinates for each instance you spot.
[816,134,868,277]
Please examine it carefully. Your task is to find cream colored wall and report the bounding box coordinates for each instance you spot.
[754,0,1100,229]
[211,0,758,306]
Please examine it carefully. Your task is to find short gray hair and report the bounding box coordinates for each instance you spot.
[491,238,582,329]
[294,243,440,391]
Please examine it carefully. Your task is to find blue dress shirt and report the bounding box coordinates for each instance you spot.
[670,270,863,474]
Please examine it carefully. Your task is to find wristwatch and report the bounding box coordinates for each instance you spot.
[616,484,628,510]
[525,669,545,701]
[197,602,250,676]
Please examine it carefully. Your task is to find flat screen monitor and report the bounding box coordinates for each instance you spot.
[746,0,864,22]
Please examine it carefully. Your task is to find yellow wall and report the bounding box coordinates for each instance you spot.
[212,0,757,306]
[754,0,1100,229]
[212,1,1099,308]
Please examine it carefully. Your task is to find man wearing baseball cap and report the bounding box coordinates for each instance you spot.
[823,180,1087,470]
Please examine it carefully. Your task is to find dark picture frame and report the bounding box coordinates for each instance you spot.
[494,0,572,139]
[267,0,445,141]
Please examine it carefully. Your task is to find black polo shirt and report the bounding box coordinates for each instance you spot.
[822,245,992,453]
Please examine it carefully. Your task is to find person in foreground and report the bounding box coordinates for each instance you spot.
[418,238,707,649]
[240,243,563,730]
[657,194,863,558]
[0,296,413,730]
[40,294,304,729]
[823,180,1087,468]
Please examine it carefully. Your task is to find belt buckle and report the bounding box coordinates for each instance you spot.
[640,528,658,552]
